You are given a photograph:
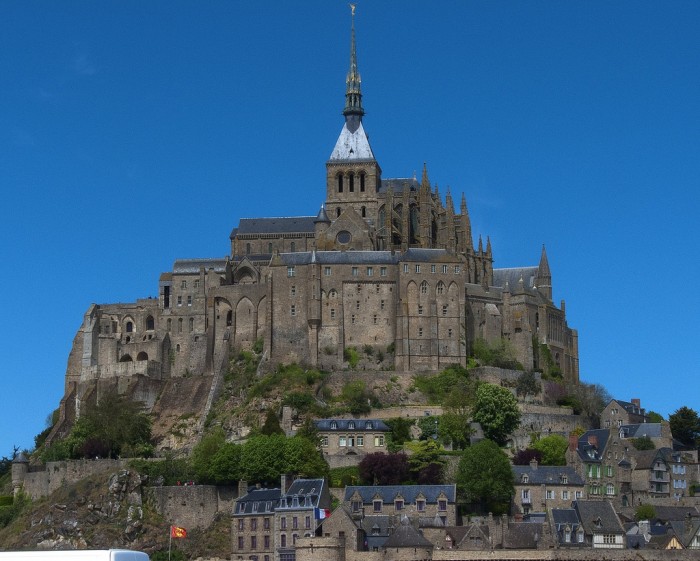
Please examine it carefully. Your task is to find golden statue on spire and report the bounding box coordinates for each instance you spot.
[350,3,356,16]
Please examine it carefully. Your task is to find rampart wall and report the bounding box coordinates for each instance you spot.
[146,484,237,530]
[20,459,129,500]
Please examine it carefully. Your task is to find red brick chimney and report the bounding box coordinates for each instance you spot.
[587,435,598,448]
[631,398,641,410]
[569,434,578,451]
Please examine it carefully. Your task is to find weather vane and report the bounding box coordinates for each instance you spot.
[350,3,356,16]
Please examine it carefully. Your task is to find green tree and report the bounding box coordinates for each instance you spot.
[260,409,284,436]
[473,384,520,446]
[209,442,243,484]
[669,406,700,449]
[240,435,289,485]
[647,410,664,423]
[515,371,542,398]
[631,436,655,451]
[531,434,568,465]
[66,391,152,459]
[456,439,514,514]
[283,436,329,480]
[635,504,656,521]
[408,440,445,484]
[384,418,414,452]
[190,427,227,483]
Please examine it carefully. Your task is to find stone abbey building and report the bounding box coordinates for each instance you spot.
[57,13,578,431]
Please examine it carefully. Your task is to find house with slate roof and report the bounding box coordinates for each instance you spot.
[232,485,281,561]
[512,460,585,514]
[573,500,626,548]
[314,419,390,464]
[47,7,581,445]
[343,484,457,527]
[551,508,586,547]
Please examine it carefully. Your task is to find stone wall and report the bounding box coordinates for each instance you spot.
[146,484,237,530]
[20,459,129,500]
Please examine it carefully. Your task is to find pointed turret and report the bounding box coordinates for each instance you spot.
[343,4,364,126]
[460,192,474,254]
[536,244,552,300]
[420,162,430,190]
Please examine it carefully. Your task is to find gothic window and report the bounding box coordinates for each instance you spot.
[126,321,133,333]
[349,172,355,192]
[178,318,183,333]
[246,243,251,255]
[146,316,155,330]
[189,318,194,332]
[437,281,445,295]
[337,173,343,192]
[420,281,428,294]
[360,172,366,192]
[409,205,419,244]
[226,310,232,326]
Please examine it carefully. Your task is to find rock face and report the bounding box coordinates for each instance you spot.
[9,470,148,551]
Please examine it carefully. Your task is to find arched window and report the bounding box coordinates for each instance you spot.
[126,321,133,333]
[336,207,341,218]
[337,173,344,192]
[436,281,445,295]
[137,351,148,361]
[361,206,366,217]
[146,315,155,330]
[226,310,232,326]
[360,172,366,192]
[268,242,273,253]
[349,172,355,192]
[119,354,133,362]
[420,281,428,294]
[246,243,251,255]
[189,318,194,332]
[178,318,183,333]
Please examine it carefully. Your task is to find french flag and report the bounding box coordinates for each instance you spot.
[314,507,331,520]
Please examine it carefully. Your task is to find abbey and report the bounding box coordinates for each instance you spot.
[58,14,578,427]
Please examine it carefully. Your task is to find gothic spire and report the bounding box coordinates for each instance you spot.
[343,4,364,128]
[536,244,552,300]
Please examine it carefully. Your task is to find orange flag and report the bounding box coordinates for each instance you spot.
[170,525,187,538]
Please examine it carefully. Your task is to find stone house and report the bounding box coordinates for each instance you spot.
[232,485,280,561]
[571,500,626,548]
[632,449,672,501]
[512,460,585,514]
[550,508,586,547]
[600,398,648,430]
[314,419,390,463]
[275,478,331,561]
[343,485,457,527]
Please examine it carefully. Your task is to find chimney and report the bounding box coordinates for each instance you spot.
[587,435,598,449]
[631,398,641,413]
[569,434,578,451]
[238,479,248,497]
[530,458,538,471]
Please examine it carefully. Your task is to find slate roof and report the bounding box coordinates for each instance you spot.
[358,515,392,550]
[379,177,420,194]
[383,518,434,549]
[281,250,401,266]
[278,478,325,511]
[574,500,625,536]
[652,506,700,523]
[504,522,543,549]
[633,449,669,470]
[329,121,375,160]
[314,419,389,432]
[575,429,611,463]
[234,216,317,236]
[234,487,281,515]
[493,267,537,289]
[172,258,227,274]
[513,465,584,486]
[619,423,662,439]
[344,485,456,504]
[669,518,700,548]
[551,509,585,546]
[401,248,455,262]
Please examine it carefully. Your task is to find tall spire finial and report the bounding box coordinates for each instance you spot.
[343,4,364,126]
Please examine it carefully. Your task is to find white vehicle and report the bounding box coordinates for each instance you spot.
[0,551,148,561]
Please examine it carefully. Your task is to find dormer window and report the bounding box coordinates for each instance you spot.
[561,475,568,484]
[366,421,373,429]
[330,421,337,429]
[348,421,355,430]
[522,475,529,483]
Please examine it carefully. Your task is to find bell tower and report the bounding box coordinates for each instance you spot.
[325,5,381,225]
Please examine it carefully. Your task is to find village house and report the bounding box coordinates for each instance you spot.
[512,460,585,514]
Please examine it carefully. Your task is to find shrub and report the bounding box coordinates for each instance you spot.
[344,347,360,369]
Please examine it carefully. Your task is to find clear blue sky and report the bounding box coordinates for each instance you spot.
[2,1,699,457]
